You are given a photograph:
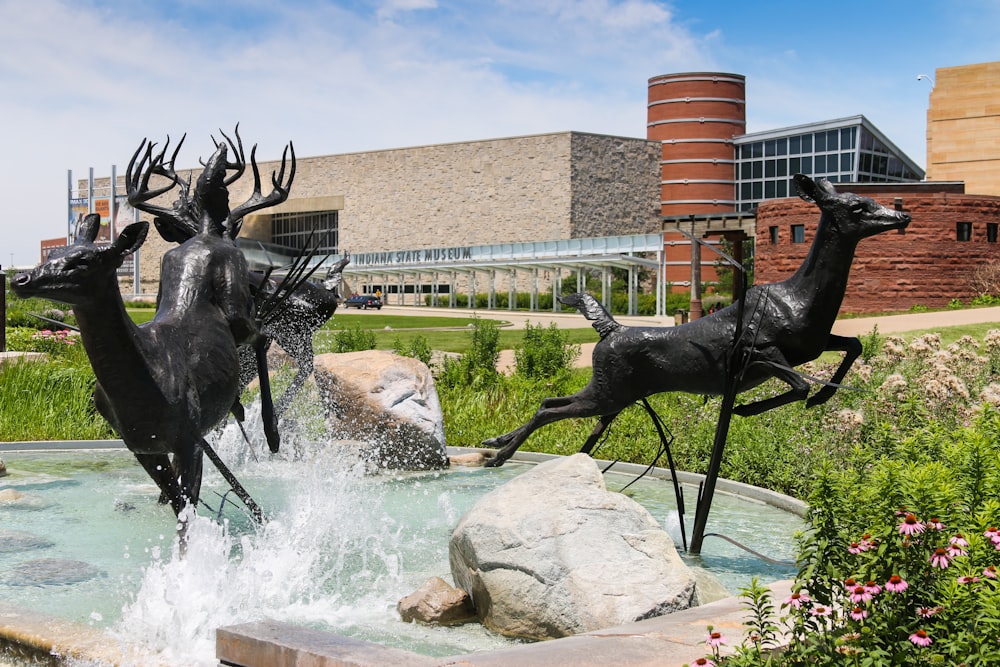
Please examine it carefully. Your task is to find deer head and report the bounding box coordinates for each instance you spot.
[12,214,148,306]
[794,174,910,239]
[322,256,350,292]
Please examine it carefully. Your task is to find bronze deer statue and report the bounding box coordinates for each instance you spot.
[484,174,911,467]
[12,132,294,518]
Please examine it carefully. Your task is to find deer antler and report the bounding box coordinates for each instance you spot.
[205,124,247,188]
[126,135,199,240]
[225,140,296,239]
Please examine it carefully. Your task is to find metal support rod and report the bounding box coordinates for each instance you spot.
[689,373,738,553]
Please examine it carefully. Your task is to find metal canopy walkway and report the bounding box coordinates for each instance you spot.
[239,233,668,316]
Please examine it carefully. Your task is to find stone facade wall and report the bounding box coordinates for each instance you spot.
[569,133,662,237]
[927,60,1000,196]
[755,192,1000,313]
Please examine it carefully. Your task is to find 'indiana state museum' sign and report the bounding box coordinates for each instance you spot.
[350,246,474,267]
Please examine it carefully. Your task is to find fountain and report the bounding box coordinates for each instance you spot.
[0,429,802,665]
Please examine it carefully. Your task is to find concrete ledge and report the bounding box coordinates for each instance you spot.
[216,581,794,667]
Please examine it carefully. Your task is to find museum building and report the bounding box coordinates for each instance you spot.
[64,62,1000,315]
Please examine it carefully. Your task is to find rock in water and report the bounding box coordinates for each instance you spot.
[397,576,477,626]
[449,453,698,640]
[314,350,448,470]
[6,558,104,586]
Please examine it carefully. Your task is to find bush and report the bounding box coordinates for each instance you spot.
[437,317,501,389]
[514,321,580,379]
[392,334,433,365]
[334,325,377,352]
[5,296,76,330]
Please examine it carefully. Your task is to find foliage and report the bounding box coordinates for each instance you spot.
[392,333,433,365]
[333,325,377,352]
[4,326,88,363]
[967,262,1000,300]
[718,409,1000,665]
[514,321,580,379]
[437,317,502,389]
[4,295,76,330]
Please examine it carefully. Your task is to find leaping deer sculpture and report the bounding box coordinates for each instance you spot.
[483,174,911,467]
[12,131,295,519]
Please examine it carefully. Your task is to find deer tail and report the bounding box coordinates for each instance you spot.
[558,293,624,339]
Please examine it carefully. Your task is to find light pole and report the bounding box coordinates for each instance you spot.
[916,73,935,87]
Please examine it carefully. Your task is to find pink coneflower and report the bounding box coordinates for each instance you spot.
[810,606,833,617]
[917,606,942,618]
[848,541,869,555]
[930,547,952,568]
[785,591,811,609]
[885,575,909,593]
[706,631,726,649]
[849,585,872,604]
[909,629,933,647]
[985,565,998,579]
[849,606,868,621]
[958,575,980,584]
[948,534,969,557]
[864,580,882,596]
[984,527,1000,540]
[927,517,945,531]
[899,513,925,536]
[692,658,715,667]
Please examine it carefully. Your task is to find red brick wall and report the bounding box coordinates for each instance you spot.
[755,192,1000,313]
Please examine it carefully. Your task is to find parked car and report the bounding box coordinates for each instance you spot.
[344,294,382,309]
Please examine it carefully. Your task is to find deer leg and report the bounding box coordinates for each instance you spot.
[579,411,622,455]
[484,390,612,467]
[732,356,811,417]
[173,441,205,511]
[806,334,862,408]
[134,453,188,516]
[274,352,313,418]
[254,339,281,453]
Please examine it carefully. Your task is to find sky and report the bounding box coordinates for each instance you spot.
[1,0,998,267]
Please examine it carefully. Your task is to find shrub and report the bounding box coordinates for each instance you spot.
[514,321,580,379]
[334,325,376,352]
[392,334,433,365]
[437,317,500,389]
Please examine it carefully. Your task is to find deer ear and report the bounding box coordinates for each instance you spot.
[77,213,102,243]
[111,221,149,258]
[793,174,819,203]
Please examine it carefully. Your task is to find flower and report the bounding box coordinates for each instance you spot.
[692,658,715,667]
[785,591,810,608]
[917,606,942,618]
[849,606,868,621]
[899,513,925,536]
[948,534,969,557]
[848,585,871,604]
[930,547,952,568]
[810,606,832,617]
[706,631,726,649]
[958,575,980,584]
[864,580,882,596]
[885,575,909,593]
[909,629,933,647]
[985,565,998,579]
[927,517,945,531]
[984,527,1000,540]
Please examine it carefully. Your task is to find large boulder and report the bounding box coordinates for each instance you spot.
[449,454,698,640]
[313,351,448,470]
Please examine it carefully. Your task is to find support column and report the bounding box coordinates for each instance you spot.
[552,268,561,312]
[601,267,611,310]
[449,272,456,308]
[690,237,703,320]
[488,270,496,310]
[531,268,539,311]
[628,265,636,315]
[509,270,517,310]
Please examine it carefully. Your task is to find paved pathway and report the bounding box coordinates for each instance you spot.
[376,304,1000,371]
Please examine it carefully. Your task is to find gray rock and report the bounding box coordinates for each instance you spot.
[313,351,448,470]
[449,454,698,640]
[397,576,477,626]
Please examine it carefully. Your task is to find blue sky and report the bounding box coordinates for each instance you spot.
[1,0,998,266]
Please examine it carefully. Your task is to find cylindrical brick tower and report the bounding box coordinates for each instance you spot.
[647,72,746,216]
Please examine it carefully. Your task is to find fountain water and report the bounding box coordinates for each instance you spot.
[0,412,801,665]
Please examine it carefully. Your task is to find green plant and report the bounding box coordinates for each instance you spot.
[514,321,580,379]
[392,334,433,365]
[909,303,929,313]
[438,317,501,388]
[334,325,377,352]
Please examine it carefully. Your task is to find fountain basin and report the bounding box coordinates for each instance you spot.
[0,442,803,665]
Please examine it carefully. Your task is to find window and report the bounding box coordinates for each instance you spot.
[271,210,339,253]
[789,135,801,154]
[769,226,779,244]
[957,222,972,242]
[792,225,806,243]
[988,223,998,243]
